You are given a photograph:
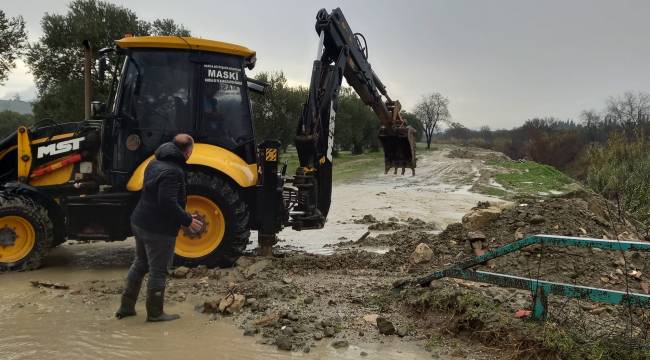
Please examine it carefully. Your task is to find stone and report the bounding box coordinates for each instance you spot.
[172,266,190,279]
[328,299,337,306]
[462,207,502,230]
[287,312,299,321]
[376,317,395,335]
[397,328,407,337]
[225,294,246,314]
[360,351,368,357]
[529,215,545,224]
[215,294,247,314]
[362,313,379,325]
[514,228,525,241]
[281,326,294,336]
[324,326,336,338]
[467,231,487,241]
[243,259,272,279]
[331,340,349,349]
[313,332,324,340]
[303,346,311,353]
[410,243,434,264]
[275,336,293,351]
[243,326,258,336]
[303,297,314,305]
[202,300,220,313]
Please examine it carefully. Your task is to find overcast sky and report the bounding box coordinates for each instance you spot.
[2,0,649,129]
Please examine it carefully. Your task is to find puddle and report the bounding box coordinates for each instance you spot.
[0,268,434,360]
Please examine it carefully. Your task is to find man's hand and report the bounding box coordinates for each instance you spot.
[189,216,204,233]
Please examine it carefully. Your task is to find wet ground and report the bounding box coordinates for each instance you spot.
[0,146,500,360]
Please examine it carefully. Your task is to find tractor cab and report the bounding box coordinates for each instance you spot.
[104,36,260,188]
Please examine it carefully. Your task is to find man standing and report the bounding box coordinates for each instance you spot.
[116,134,203,322]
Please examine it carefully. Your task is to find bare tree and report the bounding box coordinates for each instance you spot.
[415,92,450,149]
[605,91,650,133]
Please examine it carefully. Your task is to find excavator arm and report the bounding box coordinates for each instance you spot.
[256,8,416,251]
[290,8,416,229]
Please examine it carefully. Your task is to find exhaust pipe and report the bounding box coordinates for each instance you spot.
[82,40,92,120]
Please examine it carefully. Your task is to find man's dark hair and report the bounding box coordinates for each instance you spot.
[173,134,194,152]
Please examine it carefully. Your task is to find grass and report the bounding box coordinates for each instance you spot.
[279,147,385,183]
[404,286,650,360]
[487,160,576,196]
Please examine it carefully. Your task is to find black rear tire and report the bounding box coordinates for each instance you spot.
[174,172,249,268]
[0,194,54,271]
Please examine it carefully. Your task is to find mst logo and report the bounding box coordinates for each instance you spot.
[36,137,85,159]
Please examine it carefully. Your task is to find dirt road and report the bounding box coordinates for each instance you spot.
[0,146,500,360]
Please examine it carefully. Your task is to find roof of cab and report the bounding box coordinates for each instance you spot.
[115,36,255,58]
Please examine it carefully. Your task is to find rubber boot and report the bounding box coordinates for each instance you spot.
[115,278,142,319]
[146,287,180,322]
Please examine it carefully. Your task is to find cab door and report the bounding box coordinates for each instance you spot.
[111,49,195,187]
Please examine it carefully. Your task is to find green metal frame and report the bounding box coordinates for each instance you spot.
[407,235,650,320]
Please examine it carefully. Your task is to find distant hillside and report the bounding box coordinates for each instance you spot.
[0,99,33,115]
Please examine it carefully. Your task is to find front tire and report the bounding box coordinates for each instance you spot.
[174,172,249,268]
[0,194,53,271]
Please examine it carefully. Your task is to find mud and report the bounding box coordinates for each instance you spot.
[0,146,505,359]
[5,145,643,359]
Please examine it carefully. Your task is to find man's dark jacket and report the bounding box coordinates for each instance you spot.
[131,142,193,236]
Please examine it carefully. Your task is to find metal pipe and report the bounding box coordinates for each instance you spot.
[82,40,92,120]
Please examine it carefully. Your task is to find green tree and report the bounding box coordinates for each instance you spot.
[0,111,34,138]
[26,0,190,121]
[401,111,424,142]
[251,72,305,151]
[0,10,27,85]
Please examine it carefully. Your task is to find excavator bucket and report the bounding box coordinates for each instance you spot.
[379,126,417,175]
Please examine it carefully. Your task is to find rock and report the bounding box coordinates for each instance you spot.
[358,331,364,336]
[313,332,324,340]
[281,326,294,336]
[529,215,545,224]
[642,282,650,294]
[243,259,272,279]
[303,297,314,305]
[328,299,337,306]
[410,243,434,264]
[202,300,220,313]
[303,346,311,353]
[467,231,486,241]
[218,296,234,313]
[397,328,407,337]
[171,266,190,279]
[243,326,258,336]
[360,351,368,357]
[253,313,279,326]
[246,297,257,306]
[226,294,246,314]
[376,317,395,335]
[324,326,336,338]
[287,312,299,321]
[362,313,379,325]
[514,228,525,241]
[462,207,502,230]
[282,277,293,284]
[219,294,246,314]
[275,335,293,351]
[331,340,349,349]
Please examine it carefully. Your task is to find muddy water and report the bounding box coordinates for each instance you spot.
[1,243,435,360]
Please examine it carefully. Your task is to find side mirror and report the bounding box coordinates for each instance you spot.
[90,101,107,119]
[98,56,107,82]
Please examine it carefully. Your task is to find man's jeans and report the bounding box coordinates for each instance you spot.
[126,224,176,290]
